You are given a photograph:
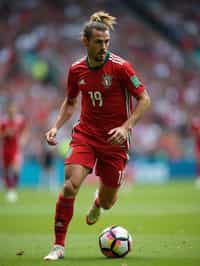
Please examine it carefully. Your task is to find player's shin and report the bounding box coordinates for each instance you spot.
[54,194,75,246]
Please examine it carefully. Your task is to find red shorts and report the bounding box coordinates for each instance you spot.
[65,134,128,188]
[2,151,21,169]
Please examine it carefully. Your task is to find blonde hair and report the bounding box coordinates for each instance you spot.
[82,11,117,40]
[90,11,116,30]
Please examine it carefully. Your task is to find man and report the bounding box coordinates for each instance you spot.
[0,104,28,202]
[44,11,151,260]
[191,117,200,187]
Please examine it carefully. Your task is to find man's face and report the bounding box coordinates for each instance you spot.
[85,29,110,63]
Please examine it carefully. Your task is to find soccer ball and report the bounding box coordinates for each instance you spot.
[99,225,132,258]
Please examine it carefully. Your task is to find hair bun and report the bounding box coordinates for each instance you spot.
[90,11,116,30]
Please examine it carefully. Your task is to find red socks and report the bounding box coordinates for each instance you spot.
[54,194,75,246]
[4,174,19,189]
[95,197,100,208]
[4,175,12,189]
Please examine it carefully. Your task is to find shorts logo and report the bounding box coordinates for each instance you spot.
[102,74,112,88]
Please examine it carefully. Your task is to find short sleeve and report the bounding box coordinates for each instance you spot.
[66,67,80,98]
[120,61,145,97]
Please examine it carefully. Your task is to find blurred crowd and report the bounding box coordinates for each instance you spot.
[0,0,199,161]
[135,0,200,53]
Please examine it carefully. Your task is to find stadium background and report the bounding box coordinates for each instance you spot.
[1,0,199,186]
[0,1,200,266]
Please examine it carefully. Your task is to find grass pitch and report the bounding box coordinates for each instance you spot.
[0,181,200,266]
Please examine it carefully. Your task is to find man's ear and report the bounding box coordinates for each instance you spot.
[81,36,89,47]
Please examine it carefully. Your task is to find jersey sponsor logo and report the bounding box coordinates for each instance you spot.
[102,74,112,88]
[79,79,85,85]
[131,75,141,88]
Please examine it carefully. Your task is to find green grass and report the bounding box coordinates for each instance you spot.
[0,181,200,266]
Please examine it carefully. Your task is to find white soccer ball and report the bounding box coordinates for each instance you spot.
[99,225,132,258]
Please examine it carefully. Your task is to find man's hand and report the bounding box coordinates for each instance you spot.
[45,127,58,145]
[107,126,128,146]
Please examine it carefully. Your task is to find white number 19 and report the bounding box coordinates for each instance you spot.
[88,91,103,107]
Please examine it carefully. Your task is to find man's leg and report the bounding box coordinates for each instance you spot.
[4,154,22,202]
[2,160,18,203]
[98,182,119,209]
[3,165,12,189]
[86,154,126,225]
[44,164,90,260]
[86,181,119,225]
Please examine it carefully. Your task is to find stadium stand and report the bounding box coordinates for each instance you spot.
[0,0,199,166]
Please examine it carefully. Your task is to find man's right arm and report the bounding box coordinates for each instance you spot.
[46,97,77,145]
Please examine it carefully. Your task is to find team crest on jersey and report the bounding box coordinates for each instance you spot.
[102,74,112,88]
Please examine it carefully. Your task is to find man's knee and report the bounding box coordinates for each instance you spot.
[99,198,117,210]
[63,179,79,197]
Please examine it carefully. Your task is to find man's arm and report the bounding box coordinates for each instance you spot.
[108,89,151,145]
[46,97,77,145]
[123,89,151,129]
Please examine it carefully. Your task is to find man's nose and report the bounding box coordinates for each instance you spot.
[101,42,107,49]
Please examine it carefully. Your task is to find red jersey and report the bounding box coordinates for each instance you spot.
[0,114,26,156]
[66,52,145,149]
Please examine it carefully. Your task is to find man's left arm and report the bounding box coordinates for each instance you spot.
[123,89,151,129]
[108,89,151,145]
